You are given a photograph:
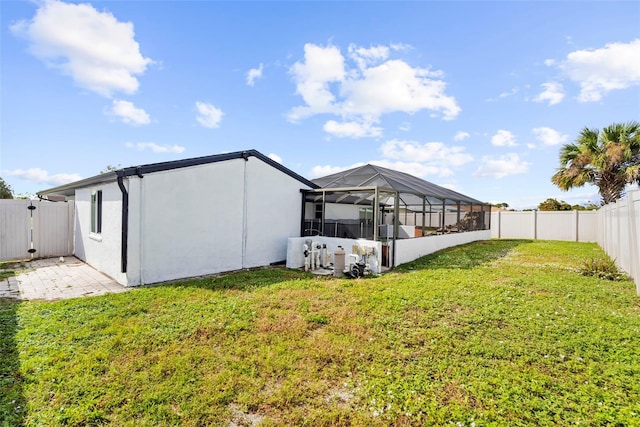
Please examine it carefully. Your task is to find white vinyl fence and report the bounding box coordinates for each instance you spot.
[491,210,598,242]
[491,189,640,293]
[0,199,74,261]
[597,189,640,293]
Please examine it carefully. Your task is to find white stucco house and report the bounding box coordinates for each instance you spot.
[38,150,316,286]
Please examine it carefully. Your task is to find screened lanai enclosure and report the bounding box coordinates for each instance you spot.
[298,164,492,269]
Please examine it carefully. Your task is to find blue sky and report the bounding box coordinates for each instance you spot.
[1,1,639,209]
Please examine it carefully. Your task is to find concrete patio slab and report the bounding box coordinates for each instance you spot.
[0,257,128,301]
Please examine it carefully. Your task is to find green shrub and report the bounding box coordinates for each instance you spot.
[579,257,626,280]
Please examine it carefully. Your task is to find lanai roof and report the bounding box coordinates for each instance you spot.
[311,163,484,206]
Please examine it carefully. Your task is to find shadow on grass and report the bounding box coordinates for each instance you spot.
[395,239,533,272]
[0,298,26,426]
[161,266,315,293]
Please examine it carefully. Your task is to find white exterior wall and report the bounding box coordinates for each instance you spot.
[131,160,245,285]
[395,230,491,266]
[123,157,309,286]
[74,183,128,284]
[244,157,309,268]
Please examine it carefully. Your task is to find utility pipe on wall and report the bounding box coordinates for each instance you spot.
[116,173,129,273]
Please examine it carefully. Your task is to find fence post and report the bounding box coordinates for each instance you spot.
[30,200,40,259]
[574,210,579,242]
[67,201,75,255]
[533,210,537,240]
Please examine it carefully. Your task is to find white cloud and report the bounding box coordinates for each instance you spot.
[438,182,462,192]
[246,63,264,86]
[267,153,282,163]
[453,131,470,141]
[533,82,565,105]
[310,163,365,179]
[491,130,517,147]
[195,101,224,128]
[288,43,345,119]
[310,159,451,180]
[499,87,519,98]
[10,0,153,97]
[398,122,411,132]
[532,127,569,146]
[348,44,390,70]
[310,138,472,180]
[108,100,150,125]
[473,153,530,179]
[390,42,413,52]
[544,59,556,67]
[380,139,473,167]
[370,160,451,178]
[560,39,640,102]
[288,42,460,136]
[124,142,184,153]
[323,119,383,138]
[339,59,459,119]
[4,168,81,186]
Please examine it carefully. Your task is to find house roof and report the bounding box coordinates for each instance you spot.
[38,149,318,197]
[311,163,484,206]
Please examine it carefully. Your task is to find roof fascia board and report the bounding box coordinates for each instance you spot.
[37,172,118,197]
[39,149,318,196]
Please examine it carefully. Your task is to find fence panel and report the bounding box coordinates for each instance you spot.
[537,211,575,241]
[0,200,31,261]
[0,199,73,261]
[33,200,74,258]
[491,210,597,242]
[491,211,534,239]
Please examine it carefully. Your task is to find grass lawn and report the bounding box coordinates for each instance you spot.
[1,239,639,426]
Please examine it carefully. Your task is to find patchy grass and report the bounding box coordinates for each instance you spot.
[1,240,639,426]
[0,261,29,281]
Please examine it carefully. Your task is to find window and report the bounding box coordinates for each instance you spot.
[91,190,102,234]
[315,203,323,220]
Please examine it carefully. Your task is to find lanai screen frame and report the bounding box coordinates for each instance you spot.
[300,186,491,267]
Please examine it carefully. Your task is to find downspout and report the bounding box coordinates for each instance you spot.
[116,172,129,273]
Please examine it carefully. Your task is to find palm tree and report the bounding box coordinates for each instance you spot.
[552,121,640,204]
